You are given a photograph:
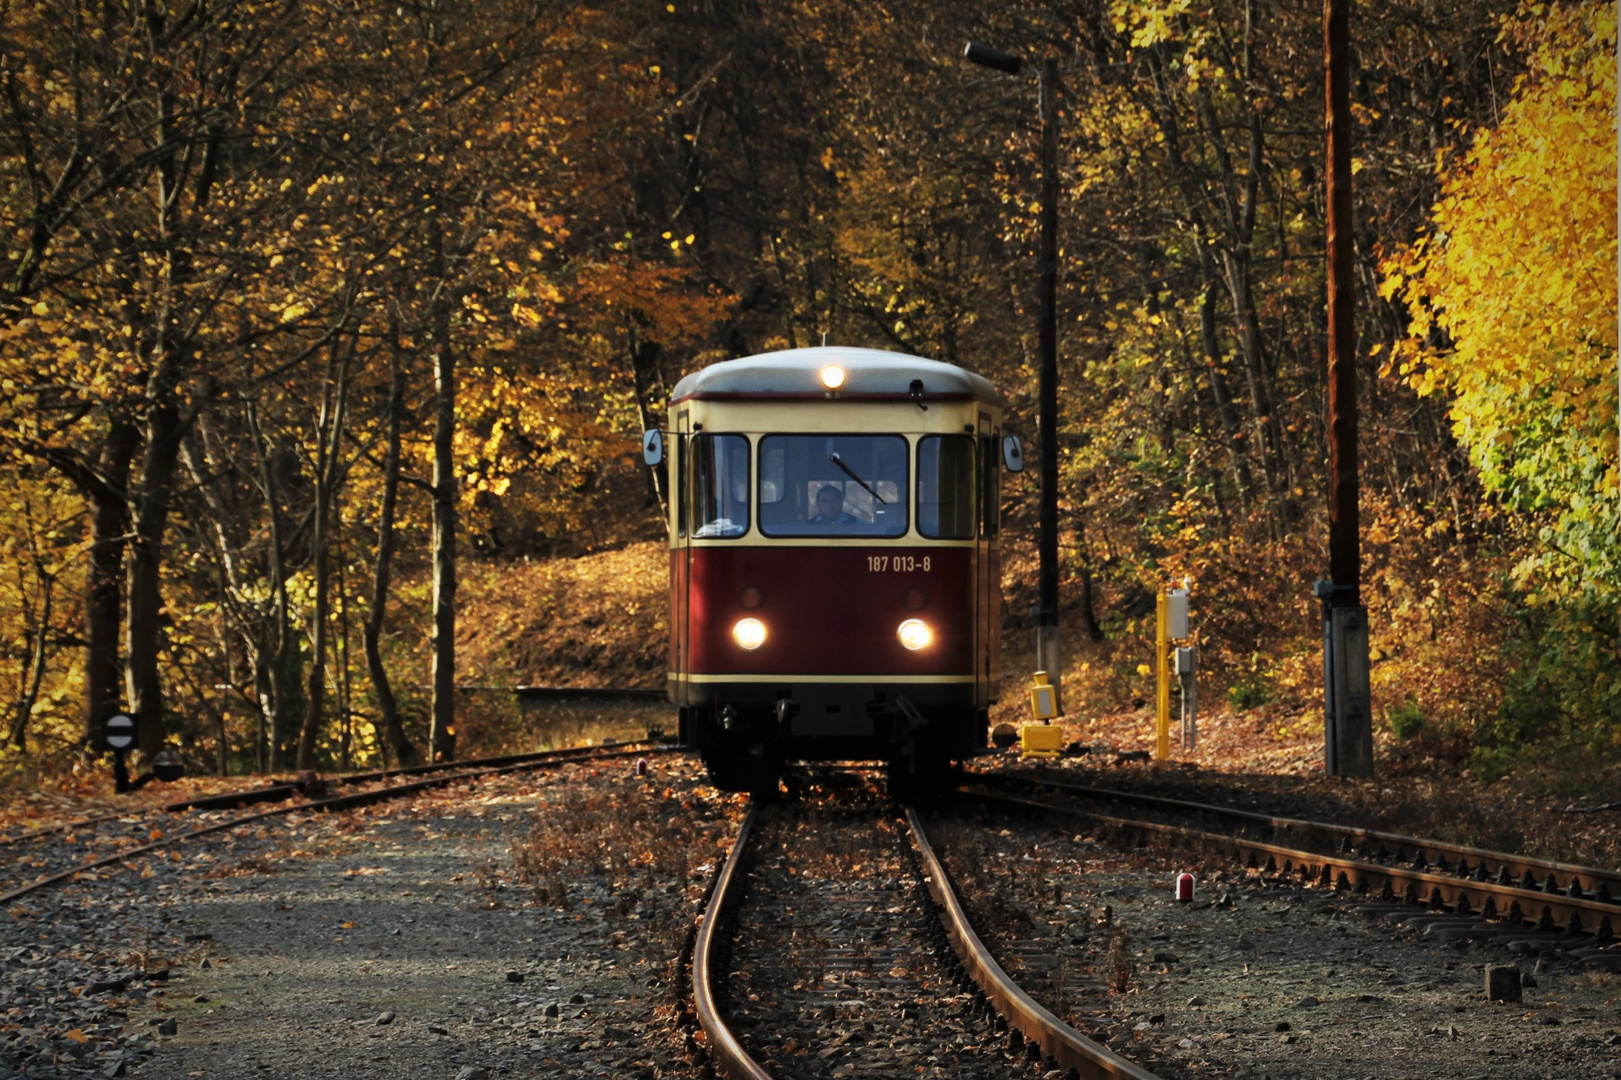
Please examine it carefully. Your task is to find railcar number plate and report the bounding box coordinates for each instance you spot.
[867,555,930,572]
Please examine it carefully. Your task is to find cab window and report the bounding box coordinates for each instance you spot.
[690,434,749,538]
[918,435,976,540]
[759,435,907,537]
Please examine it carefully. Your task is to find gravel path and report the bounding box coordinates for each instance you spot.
[3,755,736,1080]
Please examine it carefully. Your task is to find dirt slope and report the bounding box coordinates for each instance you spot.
[458,542,668,689]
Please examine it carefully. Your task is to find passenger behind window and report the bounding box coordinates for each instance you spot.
[807,483,856,524]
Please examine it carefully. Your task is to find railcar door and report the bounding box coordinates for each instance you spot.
[671,409,691,712]
[977,411,1001,712]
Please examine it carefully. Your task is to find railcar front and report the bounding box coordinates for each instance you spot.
[655,347,1014,796]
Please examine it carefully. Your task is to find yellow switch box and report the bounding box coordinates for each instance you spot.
[1020,722,1064,758]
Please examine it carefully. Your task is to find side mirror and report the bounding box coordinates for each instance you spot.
[1002,435,1025,473]
[641,429,665,466]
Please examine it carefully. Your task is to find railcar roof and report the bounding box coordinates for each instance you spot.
[669,346,1003,405]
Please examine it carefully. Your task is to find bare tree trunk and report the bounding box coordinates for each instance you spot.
[78,422,137,746]
[297,340,353,770]
[628,324,669,517]
[248,403,303,771]
[364,345,419,766]
[429,339,457,762]
[8,567,53,750]
[1197,275,1256,505]
[126,359,186,759]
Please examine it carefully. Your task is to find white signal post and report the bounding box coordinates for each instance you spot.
[1154,586,1193,761]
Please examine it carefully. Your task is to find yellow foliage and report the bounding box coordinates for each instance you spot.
[1384,2,1618,505]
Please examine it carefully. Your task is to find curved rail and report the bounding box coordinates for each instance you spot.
[691,805,772,1080]
[977,772,1621,903]
[905,808,1162,1080]
[0,742,669,906]
[970,787,1620,941]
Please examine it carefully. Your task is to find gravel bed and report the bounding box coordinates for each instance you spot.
[4,753,738,1080]
[2,813,293,1078]
[2,810,273,902]
[928,804,1621,1079]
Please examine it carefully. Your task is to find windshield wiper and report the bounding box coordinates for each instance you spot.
[828,453,887,505]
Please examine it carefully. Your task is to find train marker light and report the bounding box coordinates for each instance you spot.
[732,617,767,650]
[897,619,932,651]
[819,364,846,390]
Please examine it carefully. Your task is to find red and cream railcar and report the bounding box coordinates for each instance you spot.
[647,347,1022,795]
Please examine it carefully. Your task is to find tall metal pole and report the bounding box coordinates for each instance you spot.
[1321,0,1373,776]
[429,343,458,763]
[1036,58,1063,712]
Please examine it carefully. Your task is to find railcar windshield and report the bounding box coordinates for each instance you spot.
[759,434,908,537]
[690,433,750,537]
[917,435,975,539]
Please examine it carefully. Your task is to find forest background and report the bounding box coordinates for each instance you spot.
[0,0,1614,788]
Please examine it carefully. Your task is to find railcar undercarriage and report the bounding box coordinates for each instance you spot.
[682,689,986,799]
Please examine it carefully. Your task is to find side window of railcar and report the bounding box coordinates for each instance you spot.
[917,435,976,540]
[758,435,907,537]
[690,434,750,538]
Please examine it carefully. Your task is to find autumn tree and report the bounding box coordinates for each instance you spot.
[1383,1,1618,742]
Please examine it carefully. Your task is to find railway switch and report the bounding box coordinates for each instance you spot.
[1027,670,1058,722]
[1019,722,1064,759]
[1021,672,1063,757]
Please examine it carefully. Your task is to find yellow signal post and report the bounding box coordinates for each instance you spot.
[1155,591,1171,761]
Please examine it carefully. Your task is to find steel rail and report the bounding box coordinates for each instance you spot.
[905,808,1163,1080]
[2,740,671,844]
[0,809,146,848]
[691,805,772,1080]
[969,788,1619,941]
[0,744,667,906]
[975,771,1621,902]
[3,732,671,845]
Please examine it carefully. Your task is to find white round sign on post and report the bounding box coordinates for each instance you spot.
[104,713,136,751]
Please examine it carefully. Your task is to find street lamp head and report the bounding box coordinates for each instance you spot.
[963,42,1025,76]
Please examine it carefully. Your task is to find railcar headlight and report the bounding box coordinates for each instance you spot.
[897,619,933,651]
[820,364,846,390]
[732,617,767,651]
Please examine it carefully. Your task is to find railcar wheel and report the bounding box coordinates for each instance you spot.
[886,748,955,804]
[701,745,781,799]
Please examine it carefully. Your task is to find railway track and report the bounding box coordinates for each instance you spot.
[690,781,1160,1079]
[965,772,1621,964]
[0,741,672,905]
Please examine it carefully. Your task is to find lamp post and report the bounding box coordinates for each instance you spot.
[964,42,1064,712]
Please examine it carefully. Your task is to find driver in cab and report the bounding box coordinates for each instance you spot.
[808,484,855,525]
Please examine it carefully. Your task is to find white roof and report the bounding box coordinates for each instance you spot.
[670,346,1001,404]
